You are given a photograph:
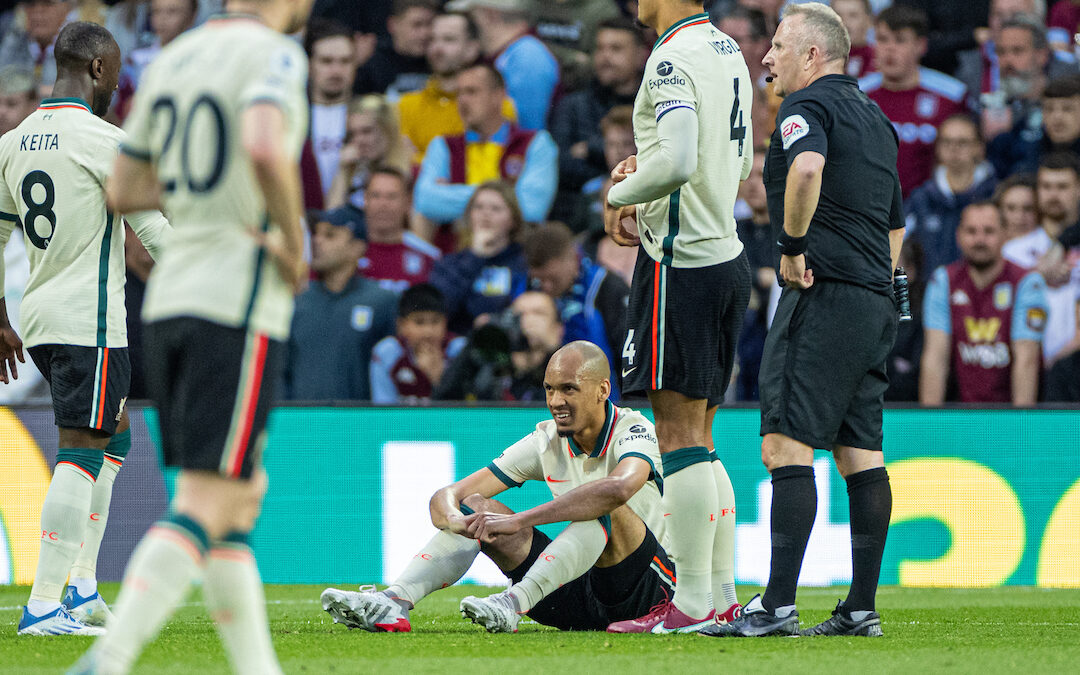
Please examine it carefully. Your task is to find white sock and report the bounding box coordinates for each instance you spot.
[508,520,607,613]
[711,458,739,609]
[28,464,94,609]
[93,518,207,674]
[203,537,282,675]
[70,458,122,588]
[661,449,718,619]
[386,529,480,607]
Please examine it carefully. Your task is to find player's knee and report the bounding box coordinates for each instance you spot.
[231,475,267,531]
[460,493,487,513]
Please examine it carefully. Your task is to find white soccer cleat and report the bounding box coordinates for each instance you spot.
[63,586,115,627]
[459,592,520,633]
[321,585,411,632]
[17,605,106,636]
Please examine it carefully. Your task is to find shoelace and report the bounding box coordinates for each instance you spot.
[640,600,672,622]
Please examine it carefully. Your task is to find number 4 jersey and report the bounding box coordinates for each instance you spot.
[0,98,170,349]
[611,13,753,269]
[120,15,309,341]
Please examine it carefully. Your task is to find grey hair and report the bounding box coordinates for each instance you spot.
[1000,13,1050,51]
[782,2,851,64]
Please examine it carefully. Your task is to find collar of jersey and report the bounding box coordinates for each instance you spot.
[653,12,709,50]
[567,400,618,458]
[38,97,91,113]
[465,121,511,145]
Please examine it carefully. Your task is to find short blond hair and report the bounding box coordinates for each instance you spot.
[783,2,851,64]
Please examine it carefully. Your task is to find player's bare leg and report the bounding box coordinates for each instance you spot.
[647,389,718,628]
[65,411,132,627]
[87,469,281,674]
[800,445,889,637]
[20,424,112,636]
[704,404,740,622]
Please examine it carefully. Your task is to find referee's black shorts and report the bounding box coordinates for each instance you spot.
[759,281,897,451]
[622,248,751,407]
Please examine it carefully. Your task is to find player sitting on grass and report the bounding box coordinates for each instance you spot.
[321,340,676,633]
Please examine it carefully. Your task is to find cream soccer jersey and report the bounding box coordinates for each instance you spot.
[0,98,170,348]
[488,402,668,548]
[120,14,309,341]
[619,13,753,268]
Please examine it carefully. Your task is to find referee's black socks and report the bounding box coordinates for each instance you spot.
[761,464,816,614]
[843,467,891,614]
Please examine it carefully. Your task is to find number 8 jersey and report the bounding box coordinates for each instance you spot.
[0,98,169,349]
[120,15,308,341]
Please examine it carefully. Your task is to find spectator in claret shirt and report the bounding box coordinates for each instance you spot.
[445,0,559,131]
[920,202,1048,405]
[906,114,998,275]
[832,0,875,78]
[370,283,466,404]
[859,4,968,198]
[1048,0,1080,56]
[357,167,441,293]
[353,0,436,100]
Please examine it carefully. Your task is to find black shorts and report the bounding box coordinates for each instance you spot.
[508,527,675,631]
[759,281,897,451]
[144,318,285,480]
[622,249,751,406]
[28,344,130,434]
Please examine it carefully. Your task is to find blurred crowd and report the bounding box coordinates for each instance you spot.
[1,0,1079,406]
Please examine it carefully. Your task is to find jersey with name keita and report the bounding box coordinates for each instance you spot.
[628,14,753,268]
[488,402,668,548]
[0,99,170,348]
[121,15,308,341]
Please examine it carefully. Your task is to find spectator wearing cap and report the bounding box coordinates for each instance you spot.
[859,5,969,197]
[414,63,557,225]
[283,208,399,401]
[988,74,1080,178]
[0,0,72,94]
[446,0,559,131]
[549,17,645,210]
[906,114,999,275]
[0,65,37,135]
[357,167,441,293]
[353,0,436,100]
[370,283,467,403]
[523,222,629,399]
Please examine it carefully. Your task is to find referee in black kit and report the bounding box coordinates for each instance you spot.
[703,2,904,639]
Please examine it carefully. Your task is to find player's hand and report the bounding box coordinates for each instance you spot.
[603,201,640,247]
[611,155,637,184]
[253,228,308,293]
[0,325,25,384]
[467,512,523,543]
[780,253,814,289]
[447,513,474,537]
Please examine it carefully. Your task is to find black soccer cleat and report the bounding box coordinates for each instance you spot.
[698,594,799,638]
[800,601,883,637]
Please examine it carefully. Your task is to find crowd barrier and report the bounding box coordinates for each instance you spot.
[1,405,1077,588]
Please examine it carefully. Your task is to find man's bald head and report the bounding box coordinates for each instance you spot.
[549,340,611,383]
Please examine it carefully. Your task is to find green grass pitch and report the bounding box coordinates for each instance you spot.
[2,584,1079,673]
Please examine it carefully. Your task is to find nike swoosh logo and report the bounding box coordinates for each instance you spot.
[622,367,637,378]
[545,475,570,483]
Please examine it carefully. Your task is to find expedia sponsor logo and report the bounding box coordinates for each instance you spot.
[619,432,657,446]
[629,424,648,434]
[656,60,674,76]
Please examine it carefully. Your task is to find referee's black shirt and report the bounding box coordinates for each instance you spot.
[763,74,905,295]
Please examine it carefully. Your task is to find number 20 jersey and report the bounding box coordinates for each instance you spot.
[630,14,753,268]
[121,15,308,341]
[0,99,169,348]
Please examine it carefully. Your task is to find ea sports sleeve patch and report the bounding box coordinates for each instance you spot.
[777,98,828,163]
[780,114,809,149]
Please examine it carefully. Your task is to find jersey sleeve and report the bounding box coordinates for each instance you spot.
[238,40,308,112]
[923,266,952,334]
[125,209,171,262]
[645,48,699,122]
[0,149,18,297]
[119,65,155,161]
[488,429,545,487]
[776,96,829,164]
[611,417,662,484]
[1011,272,1049,342]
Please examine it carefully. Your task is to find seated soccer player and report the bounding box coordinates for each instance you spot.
[321,340,675,633]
